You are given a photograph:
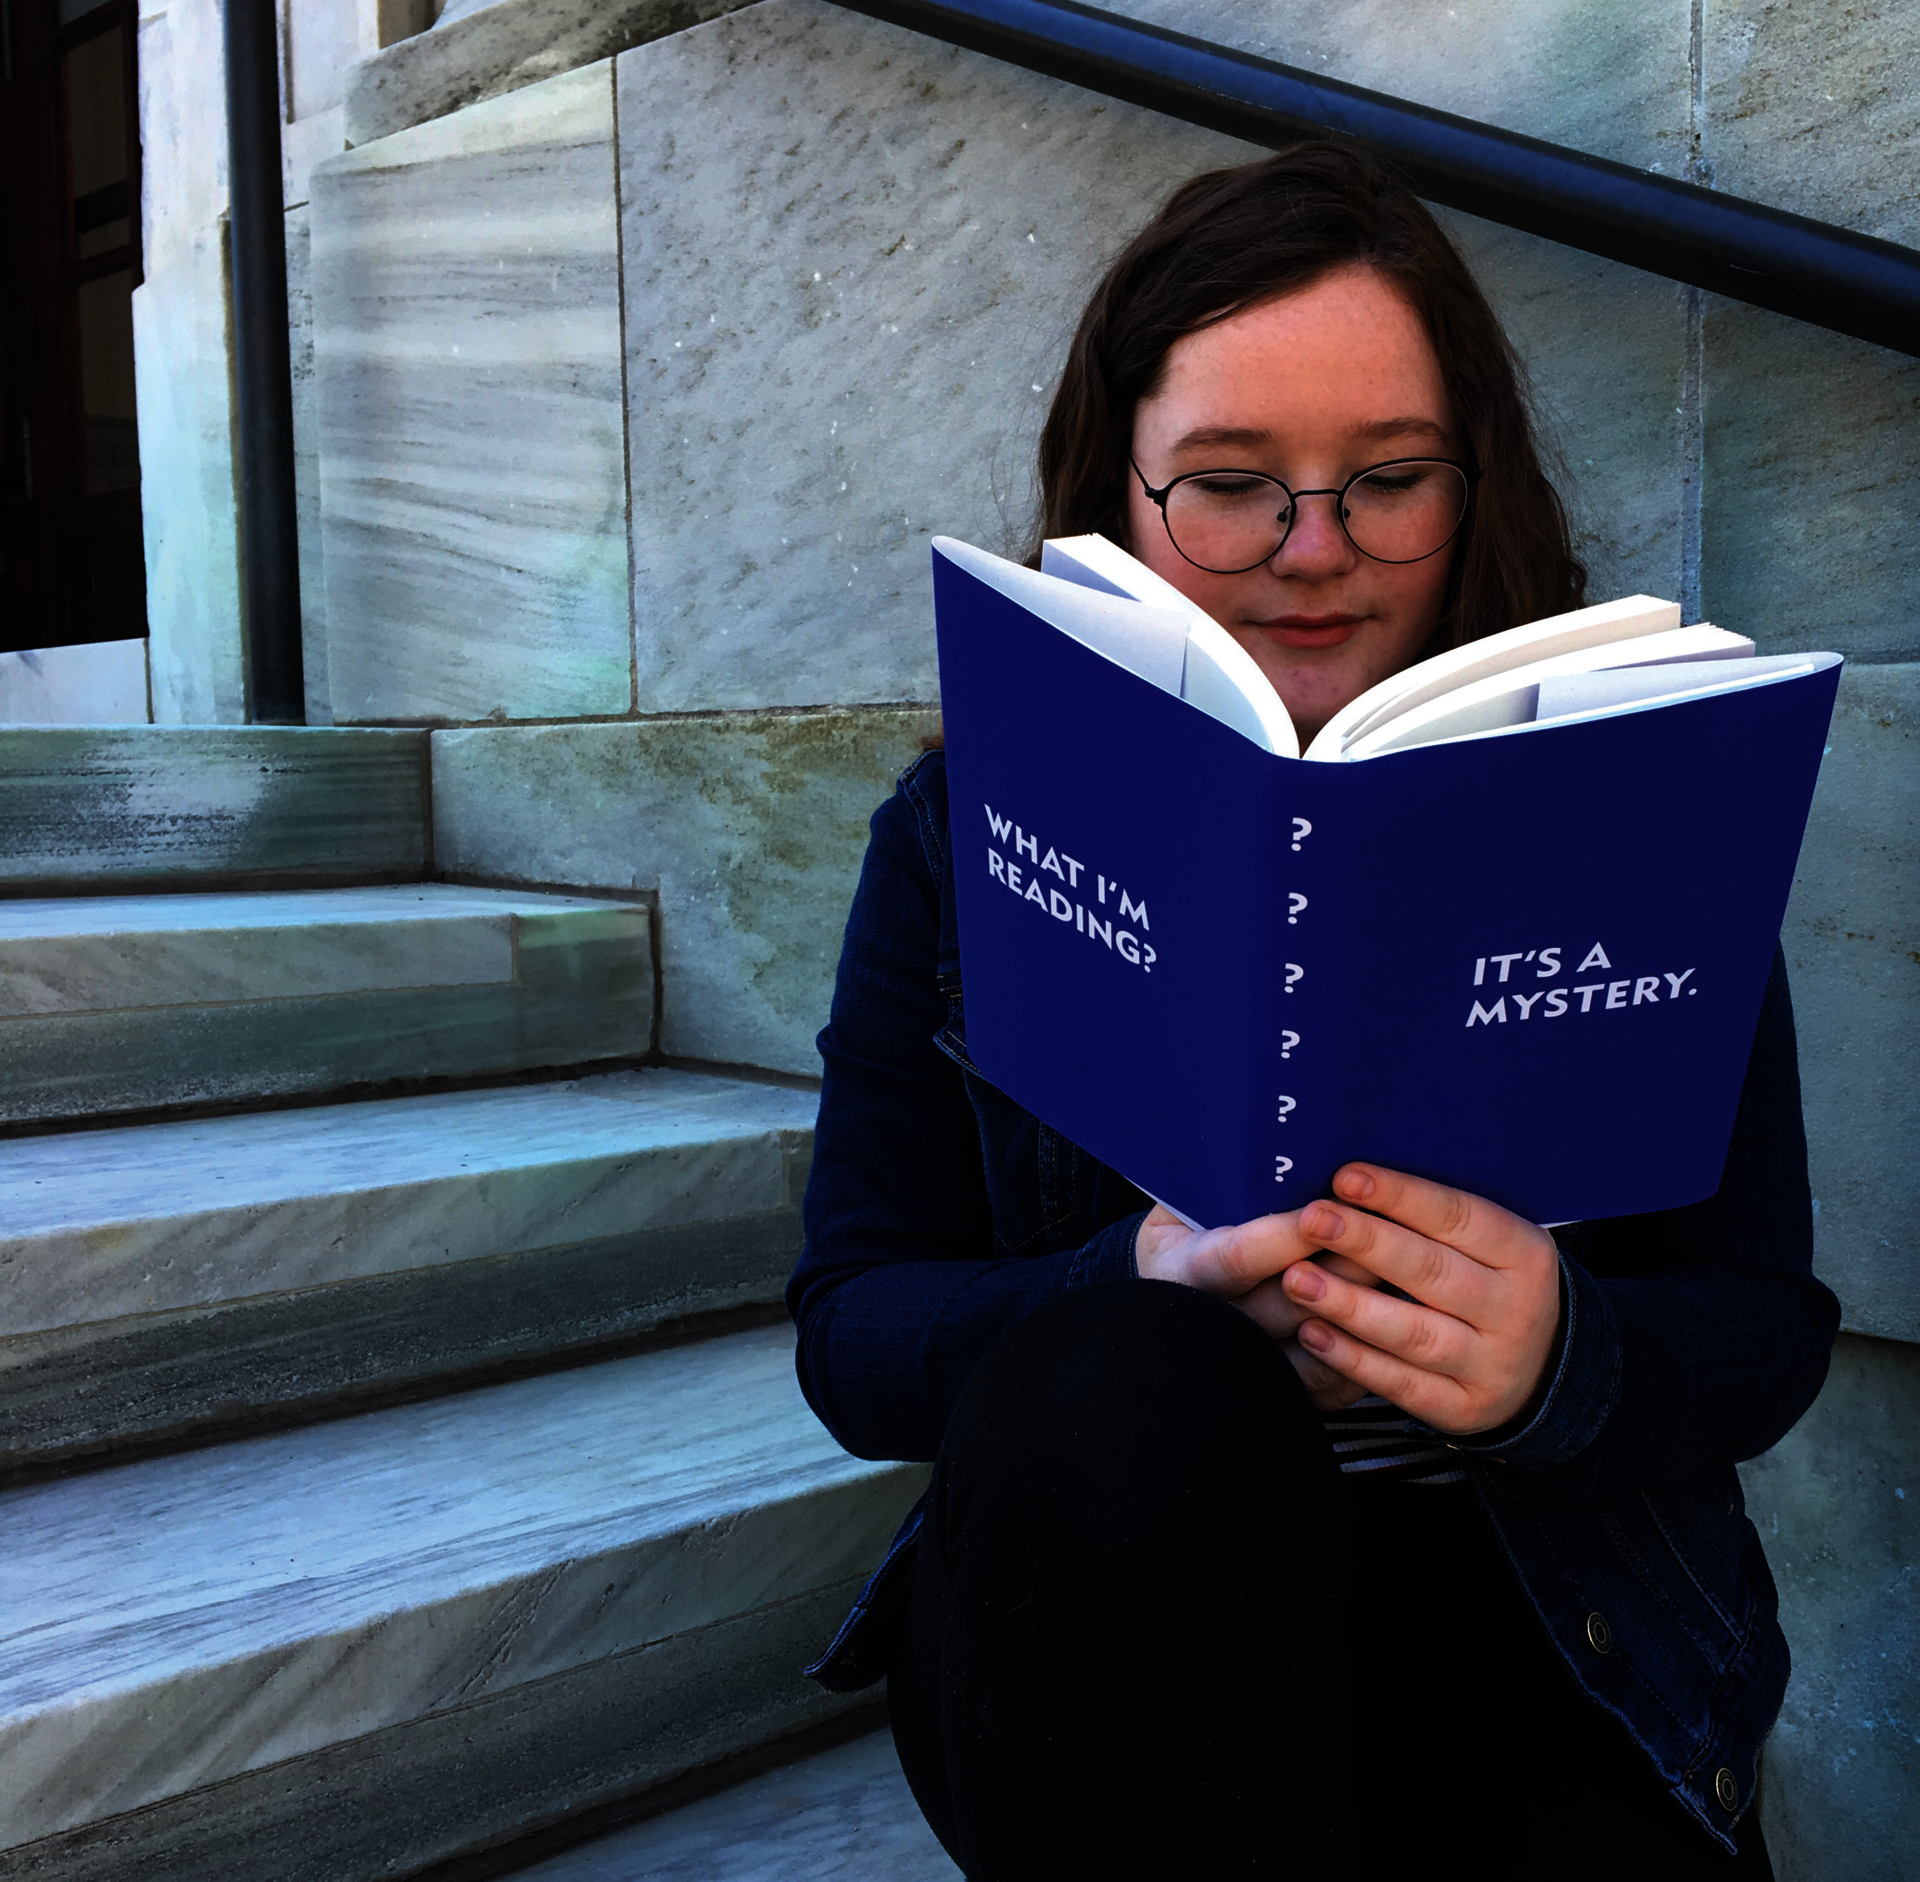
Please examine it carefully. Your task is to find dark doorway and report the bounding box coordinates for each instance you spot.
[0,0,147,655]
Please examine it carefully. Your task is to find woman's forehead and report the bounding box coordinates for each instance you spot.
[1140,274,1450,447]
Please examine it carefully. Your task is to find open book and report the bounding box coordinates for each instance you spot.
[933,533,1841,1227]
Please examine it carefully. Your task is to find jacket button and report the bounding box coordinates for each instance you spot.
[1584,1611,1613,1654]
[1714,1768,1740,1811]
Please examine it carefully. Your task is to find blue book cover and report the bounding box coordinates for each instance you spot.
[932,538,1841,1228]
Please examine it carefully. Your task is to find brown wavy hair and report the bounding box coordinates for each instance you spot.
[1032,140,1585,645]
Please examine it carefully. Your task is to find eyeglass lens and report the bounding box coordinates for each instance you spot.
[1163,461,1470,572]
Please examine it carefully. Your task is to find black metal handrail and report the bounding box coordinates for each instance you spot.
[832,0,1920,360]
[224,0,304,724]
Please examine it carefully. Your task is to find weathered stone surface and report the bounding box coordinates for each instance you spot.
[617,2,1697,717]
[515,1729,956,1881]
[1701,304,1920,663]
[1702,0,1920,245]
[282,209,335,723]
[1434,212,1690,609]
[0,1069,808,1334]
[0,726,427,892]
[131,0,246,724]
[345,0,756,145]
[432,709,934,1072]
[314,62,632,723]
[0,1324,925,1867]
[1781,664,1920,1344]
[1740,1333,1918,1882]
[0,1069,815,1463]
[1110,0,1693,170]
[0,885,652,1122]
[617,2,1245,714]
[0,641,147,727]
[0,1586,867,1882]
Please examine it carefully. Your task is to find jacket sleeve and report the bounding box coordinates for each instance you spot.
[1450,950,1841,1499]
[786,762,1144,1463]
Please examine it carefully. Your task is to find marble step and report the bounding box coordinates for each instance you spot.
[0,883,652,1123]
[0,726,428,893]
[0,1325,927,1881]
[504,1729,958,1880]
[0,1068,816,1468]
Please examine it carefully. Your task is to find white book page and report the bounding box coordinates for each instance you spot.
[1348,625,1756,758]
[1042,535,1299,759]
[1534,654,1834,721]
[1362,652,1838,758]
[1303,594,1684,760]
[936,538,1188,698]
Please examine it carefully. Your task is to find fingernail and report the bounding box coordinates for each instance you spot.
[1287,1263,1327,1301]
[1307,1206,1345,1240]
[1336,1167,1375,1200]
[1299,1320,1333,1352]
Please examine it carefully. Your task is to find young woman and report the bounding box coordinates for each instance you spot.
[786,144,1833,1880]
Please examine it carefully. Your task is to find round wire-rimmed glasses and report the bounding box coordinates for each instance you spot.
[1132,456,1478,573]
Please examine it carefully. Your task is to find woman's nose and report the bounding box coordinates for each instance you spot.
[1269,491,1358,577]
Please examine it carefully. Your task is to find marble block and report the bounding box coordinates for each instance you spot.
[1781,664,1920,1345]
[313,62,632,723]
[1702,0,1920,247]
[0,640,148,726]
[1739,1333,1919,1881]
[1701,300,1920,663]
[1102,0,1694,172]
[346,0,757,145]
[0,1325,928,1851]
[0,884,653,1121]
[617,0,1251,714]
[0,726,427,891]
[132,0,248,725]
[432,708,933,1072]
[517,1730,957,1881]
[616,2,1698,714]
[0,1068,814,1336]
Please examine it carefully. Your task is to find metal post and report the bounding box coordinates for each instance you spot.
[223,0,303,723]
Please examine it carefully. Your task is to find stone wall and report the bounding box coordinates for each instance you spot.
[224,0,1920,1868]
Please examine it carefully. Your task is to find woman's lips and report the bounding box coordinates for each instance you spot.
[1250,614,1364,650]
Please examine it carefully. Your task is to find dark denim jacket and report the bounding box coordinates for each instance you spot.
[787,750,1838,1851]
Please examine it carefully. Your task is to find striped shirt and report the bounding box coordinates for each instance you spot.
[1322,1396,1466,1485]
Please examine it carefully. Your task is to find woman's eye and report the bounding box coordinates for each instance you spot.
[1353,468,1429,497]
[1187,475,1278,501]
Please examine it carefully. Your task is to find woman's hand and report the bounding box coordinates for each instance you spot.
[1280,1163,1562,1435]
[1135,1204,1379,1410]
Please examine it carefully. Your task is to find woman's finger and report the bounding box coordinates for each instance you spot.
[1295,1318,1478,1430]
[1281,1338,1370,1410]
[1330,1163,1546,1272]
[1282,1259,1474,1373]
[1296,1199,1500,1327]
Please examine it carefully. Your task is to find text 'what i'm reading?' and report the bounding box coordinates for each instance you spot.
[984,806,1156,971]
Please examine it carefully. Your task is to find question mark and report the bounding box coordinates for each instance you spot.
[1274,1156,1293,1183]
[1279,1030,1300,1058]
[1142,944,1156,973]
[1275,1095,1296,1123]
[1291,817,1313,852]
[1287,892,1308,925]
[1283,963,1303,994]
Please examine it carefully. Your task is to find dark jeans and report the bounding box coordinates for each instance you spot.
[888,1280,1775,1881]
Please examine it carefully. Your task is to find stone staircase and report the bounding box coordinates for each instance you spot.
[0,727,924,1880]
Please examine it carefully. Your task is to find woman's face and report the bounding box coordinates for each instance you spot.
[1126,265,1459,747]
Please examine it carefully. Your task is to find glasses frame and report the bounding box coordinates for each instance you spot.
[1132,455,1480,573]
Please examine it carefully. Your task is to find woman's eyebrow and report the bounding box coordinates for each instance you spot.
[1167,425,1274,453]
[1349,415,1450,444]
[1166,417,1450,455]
